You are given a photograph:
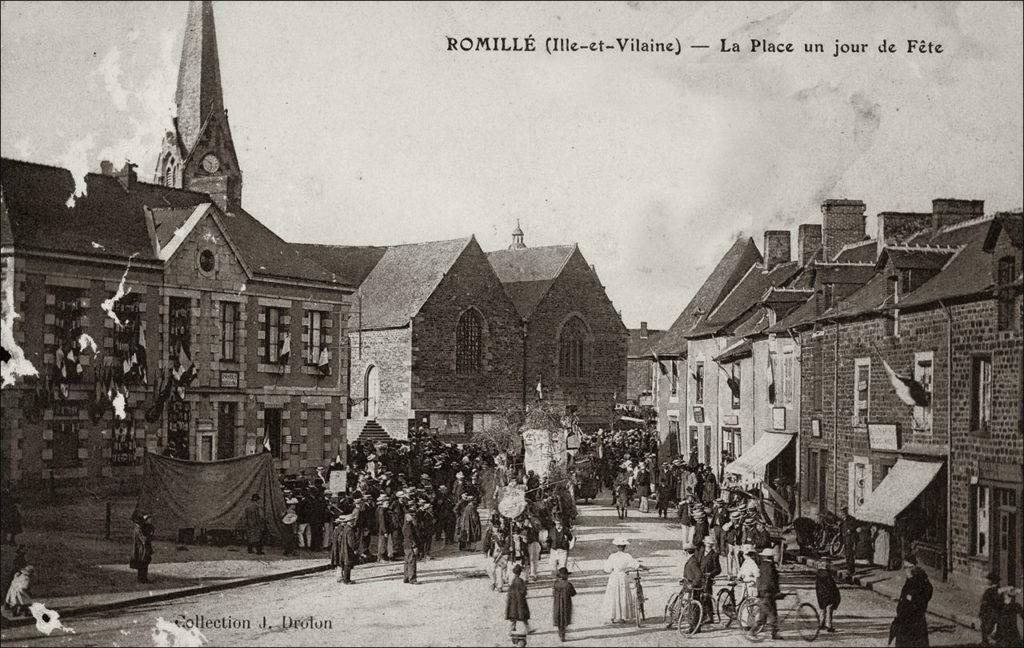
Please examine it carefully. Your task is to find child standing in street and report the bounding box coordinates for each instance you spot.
[552,567,577,642]
[815,556,841,632]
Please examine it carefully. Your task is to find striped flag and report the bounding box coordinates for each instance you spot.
[880,356,930,407]
[278,333,291,365]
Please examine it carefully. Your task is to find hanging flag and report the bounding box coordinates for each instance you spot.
[880,355,930,407]
[766,351,776,405]
[317,347,331,375]
[726,375,741,398]
[651,350,668,376]
[136,322,148,385]
[55,344,67,381]
[263,434,272,453]
[67,348,82,377]
[278,333,291,365]
[536,378,543,400]
[173,345,196,386]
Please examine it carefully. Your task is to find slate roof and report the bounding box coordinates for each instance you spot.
[898,214,1022,310]
[765,294,817,333]
[732,309,771,338]
[688,260,801,337]
[812,262,877,285]
[149,206,196,251]
[291,243,387,288]
[834,239,877,263]
[357,237,472,330]
[486,245,575,318]
[627,328,665,359]
[876,246,958,271]
[654,238,762,355]
[0,157,337,284]
[714,337,752,363]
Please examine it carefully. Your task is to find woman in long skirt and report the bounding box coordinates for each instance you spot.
[603,538,641,623]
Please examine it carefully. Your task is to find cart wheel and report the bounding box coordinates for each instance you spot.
[677,600,703,636]
[797,603,821,642]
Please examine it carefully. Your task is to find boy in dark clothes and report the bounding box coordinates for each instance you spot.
[979,571,1001,646]
[506,564,532,637]
[552,567,576,642]
[815,556,841,632]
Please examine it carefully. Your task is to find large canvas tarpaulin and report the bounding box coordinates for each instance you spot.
[136,452,286,542]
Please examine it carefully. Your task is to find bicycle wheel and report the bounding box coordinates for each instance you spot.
[635,582,645,628]
[717,589,737,627]
[677,600,703,636]
[797,603,821,642]
[664,592,679,629]
[745,604,766,642]
[737,598,758,631]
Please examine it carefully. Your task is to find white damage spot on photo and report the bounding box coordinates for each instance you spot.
[78,333,99,355]
[152,617,207,647]
[102,253,140,328]
[29,602,75,636]
[1,283,39,388]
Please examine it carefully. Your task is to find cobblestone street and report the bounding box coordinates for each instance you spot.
[0,499,978,647]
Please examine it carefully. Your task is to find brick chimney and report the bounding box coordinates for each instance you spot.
[99,160,115,176]
[763,230,791,271]
[876,212,931,257]
[932,199,984,231]
[797,224,822,267]
[640,321,648,339]
[115,161,137,191]
[821,199,866,262]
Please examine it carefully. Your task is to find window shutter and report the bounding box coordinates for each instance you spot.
[847,462,857,512]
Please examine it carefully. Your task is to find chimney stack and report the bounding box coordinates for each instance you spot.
[763,230,791,271]
[115,161,137,191]
[640,321,648,339]
[821,199,866,261]
[797,224,822,267]
[876,212,932,258]
[99,160,114,176]
[932,199,984,231]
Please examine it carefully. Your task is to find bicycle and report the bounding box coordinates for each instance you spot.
[625,567,648,628]
[663,579,704,635]
[717,578,756,629]
[746,591,820,643]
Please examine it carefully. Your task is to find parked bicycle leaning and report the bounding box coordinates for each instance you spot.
[603,537,642,624]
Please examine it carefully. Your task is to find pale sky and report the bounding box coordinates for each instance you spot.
[2,1,1022,329]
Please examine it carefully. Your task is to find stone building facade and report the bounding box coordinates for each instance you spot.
[0,1,353,491]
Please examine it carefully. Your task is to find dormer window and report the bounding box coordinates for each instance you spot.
[996,256,1018,331]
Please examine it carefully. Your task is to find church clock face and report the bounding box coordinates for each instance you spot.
[201,153,221,173]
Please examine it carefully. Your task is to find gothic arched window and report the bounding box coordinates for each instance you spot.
[455,309,483,374]
[164,157,175,187]
[558,316,590,378]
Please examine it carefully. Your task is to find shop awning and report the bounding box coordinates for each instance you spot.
[724,431,793,485]
[854,459,943,527]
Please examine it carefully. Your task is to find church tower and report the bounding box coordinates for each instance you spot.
[156,0,242,213]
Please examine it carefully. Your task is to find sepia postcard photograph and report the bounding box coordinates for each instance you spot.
[0,1,1021,646]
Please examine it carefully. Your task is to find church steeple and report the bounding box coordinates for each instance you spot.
[156,0,242,213]
[175,0,223,154]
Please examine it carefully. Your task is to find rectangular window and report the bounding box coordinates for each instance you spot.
[671,362,678,396]
[806,449,820,503]
[912,351,934,433]
[997,256,1018,331]
[168,296,191,359]
[972,485,991,557]
[730,363,741,410]
[854,358,871,424]
[265,408,282,458]
[51,420,80,468]
[970,356,993,435]
[221,302,237,362]
[783,352,794,404]
[306,310,326,364]
[694,362,704,404]
[815,344,824,411]
[822,284,835,311]
[263,307,285,363]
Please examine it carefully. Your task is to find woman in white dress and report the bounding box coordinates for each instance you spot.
[603,537,645,623]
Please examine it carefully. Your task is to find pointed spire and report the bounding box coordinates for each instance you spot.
[175,0,224,153]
